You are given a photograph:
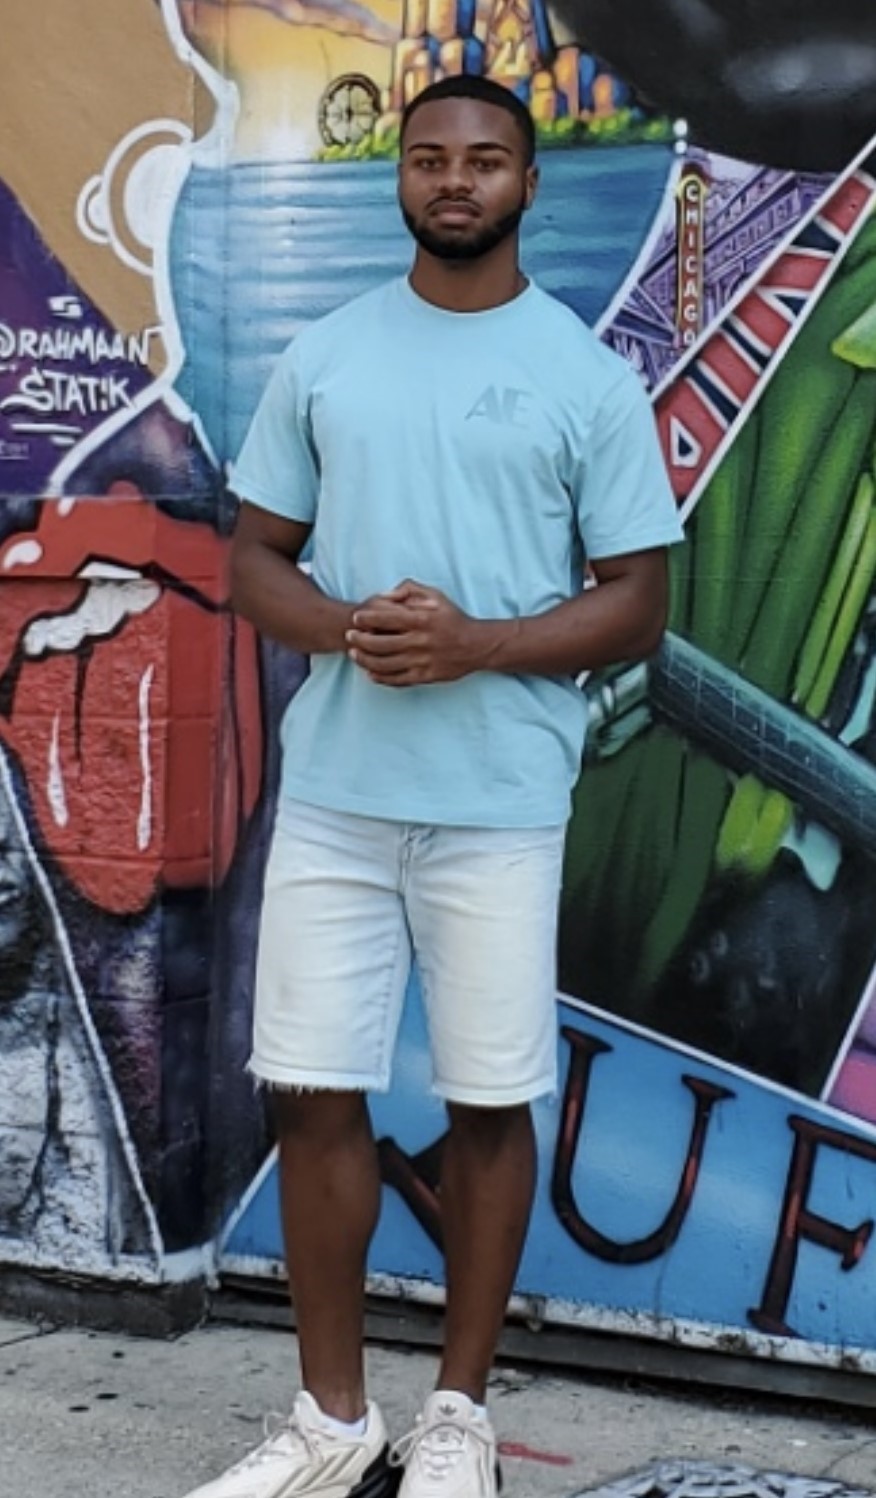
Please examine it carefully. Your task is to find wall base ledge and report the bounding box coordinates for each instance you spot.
[212,1275,876,1415]
[0,1265,209,1338]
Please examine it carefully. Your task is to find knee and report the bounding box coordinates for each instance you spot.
[271,1088,370,1147]
[446,1100,532,1150]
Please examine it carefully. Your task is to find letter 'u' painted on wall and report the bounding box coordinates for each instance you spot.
[551,1027,734,1265]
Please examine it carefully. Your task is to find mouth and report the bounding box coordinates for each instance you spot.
[428,201,481,224]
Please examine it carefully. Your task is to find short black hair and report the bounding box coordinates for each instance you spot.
[400,77,537,166]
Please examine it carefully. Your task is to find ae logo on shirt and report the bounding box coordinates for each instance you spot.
[465,386,533,429]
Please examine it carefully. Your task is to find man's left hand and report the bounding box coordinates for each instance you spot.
[346,579,488,687]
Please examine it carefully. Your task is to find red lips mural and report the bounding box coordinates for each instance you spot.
[0,483,263,913]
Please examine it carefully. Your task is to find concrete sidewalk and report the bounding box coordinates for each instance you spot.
[2,1312,875,1498]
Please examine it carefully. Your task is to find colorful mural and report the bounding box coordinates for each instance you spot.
[0,0,266,1273]
[4,0,876,1373]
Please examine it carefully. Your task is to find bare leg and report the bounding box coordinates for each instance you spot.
[273,1090,380,1422]
[437,1102,536,1402]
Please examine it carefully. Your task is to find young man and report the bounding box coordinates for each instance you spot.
[191,75,683,1498]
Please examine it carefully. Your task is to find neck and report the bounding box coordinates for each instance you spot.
[408,240,526,313]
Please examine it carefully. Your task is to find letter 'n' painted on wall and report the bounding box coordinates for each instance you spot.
[551,1027,734,1264]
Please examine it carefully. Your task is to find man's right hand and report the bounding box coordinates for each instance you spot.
[347,580,486,687]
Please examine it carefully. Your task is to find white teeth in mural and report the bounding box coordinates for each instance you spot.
[79,560,142,580]
[23,578,161,657]
[1,539,43,570]
[137,664,155,852]
[47,713,69,830]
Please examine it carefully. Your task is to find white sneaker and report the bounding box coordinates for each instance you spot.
[183,1391,398,1498]
[393,1391,501,1497]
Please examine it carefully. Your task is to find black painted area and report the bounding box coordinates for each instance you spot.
[554,0,876,171]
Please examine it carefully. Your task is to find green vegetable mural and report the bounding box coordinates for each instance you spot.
[560,202,876,1102]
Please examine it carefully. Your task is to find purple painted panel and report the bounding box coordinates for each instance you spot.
[0,179,156,499]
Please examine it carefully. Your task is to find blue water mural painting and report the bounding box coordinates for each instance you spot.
[4,0,876,1374]
[171,147,674,465]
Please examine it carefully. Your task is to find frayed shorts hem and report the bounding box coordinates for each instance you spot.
[246,1058,391,1093]
[247,1057,557,1107]
[434,1075,557,1108]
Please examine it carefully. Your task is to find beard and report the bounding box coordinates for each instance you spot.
[400,198,526,262]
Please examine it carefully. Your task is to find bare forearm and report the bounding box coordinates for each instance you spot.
[471,582,666,677]
[347,562,669,688]
[231,540,352,654]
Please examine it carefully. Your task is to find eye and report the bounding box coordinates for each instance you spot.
[414,156,440,170]
[474,158,501,172]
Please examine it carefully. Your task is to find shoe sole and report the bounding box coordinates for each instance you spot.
[348,1448,403,1498]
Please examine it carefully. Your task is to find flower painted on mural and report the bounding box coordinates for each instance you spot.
[0,484,263,914]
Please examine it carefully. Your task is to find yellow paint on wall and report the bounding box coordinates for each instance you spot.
[0,0,207,363]
[183,1,396,158]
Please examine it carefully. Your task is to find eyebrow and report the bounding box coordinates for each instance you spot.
[406,141,514,155]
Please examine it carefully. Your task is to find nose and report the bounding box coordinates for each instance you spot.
[437,156,476,196]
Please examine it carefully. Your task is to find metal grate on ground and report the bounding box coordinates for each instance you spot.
[575,1462,875,1498]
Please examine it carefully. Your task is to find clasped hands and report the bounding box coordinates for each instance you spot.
[346,579,489,688]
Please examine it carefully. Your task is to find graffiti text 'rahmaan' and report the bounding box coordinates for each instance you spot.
[379,1027,876,1343]
[0,319,161,448]
[0,323,158,365]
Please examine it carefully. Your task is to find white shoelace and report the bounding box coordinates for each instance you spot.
[391,1412,493,1483]
[233,1411,319,1472]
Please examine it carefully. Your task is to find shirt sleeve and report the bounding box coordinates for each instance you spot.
[228,343,319,523]
[575,367,685,560]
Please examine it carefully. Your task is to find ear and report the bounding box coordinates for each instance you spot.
[524,163,539,209]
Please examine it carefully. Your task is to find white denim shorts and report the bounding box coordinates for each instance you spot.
[250,797,566,1106]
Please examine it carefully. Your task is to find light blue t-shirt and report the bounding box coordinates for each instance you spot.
[231,277,684,828]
